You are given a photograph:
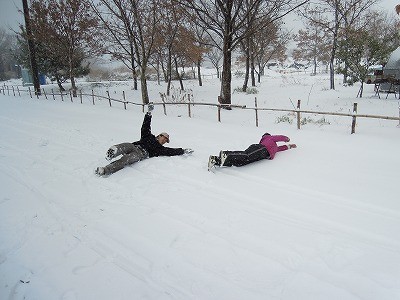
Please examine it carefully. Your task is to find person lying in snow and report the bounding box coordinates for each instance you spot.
[95,103,193,176]
[208,133,296,170]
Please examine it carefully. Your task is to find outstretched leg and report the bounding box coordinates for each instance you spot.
[100,146,148,175]
[106,143,137,160]
[221,144,269,167]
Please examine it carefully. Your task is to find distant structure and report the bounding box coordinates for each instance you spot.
[378,5,400,92]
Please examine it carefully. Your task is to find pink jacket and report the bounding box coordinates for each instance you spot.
[259,135,289,159]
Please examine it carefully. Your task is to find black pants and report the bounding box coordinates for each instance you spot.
[222,144,270,167]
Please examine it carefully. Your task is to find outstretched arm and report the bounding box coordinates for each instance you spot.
[141,113,152,138]
[271,135,290,143]
[159,146,184,156]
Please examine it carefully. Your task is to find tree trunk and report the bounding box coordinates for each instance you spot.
[166,48,173,96]
[250,52,256,87]
[329,3,339,90]
[132,69,138,90]
[156,59,161,85]
[313,56,317,75]
[130,44,138,90]
[258,63,264,83]
[197,59,202,86]
[22,0,41,96]
[140,68,149,104]
[70,75,77,97]
[220,28,232,105]
[174,56,184,90]
[221,51,232,105]
[242,58,249,92]
[329,59,335,90]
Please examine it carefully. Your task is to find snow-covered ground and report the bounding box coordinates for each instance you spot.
[1,71,400,300]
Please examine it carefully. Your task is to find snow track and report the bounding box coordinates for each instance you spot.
[1,90,400,300]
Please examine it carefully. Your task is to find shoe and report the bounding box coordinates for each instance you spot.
[106,146,118,160]
[219,151,228,166]
[95,167,105,176]
[208,155,220,171]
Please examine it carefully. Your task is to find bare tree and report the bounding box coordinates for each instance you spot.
[29,0,100,97]
[298,0,378,89]
[293,20,330,75]
[252,23,289,83]
[92,0,162,104]
[90,0,140,90]
[240,17,289,90]
[188,26,210,87]
[177,0,309,106]
[205,43,223,79]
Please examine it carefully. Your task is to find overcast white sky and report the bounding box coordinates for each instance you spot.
[0,0,399,33]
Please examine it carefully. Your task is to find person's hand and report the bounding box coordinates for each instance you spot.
[184,148,194,154]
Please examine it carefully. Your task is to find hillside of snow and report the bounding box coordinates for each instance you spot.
[1,72,400,299]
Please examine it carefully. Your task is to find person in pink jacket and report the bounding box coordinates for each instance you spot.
[208,133,296,170]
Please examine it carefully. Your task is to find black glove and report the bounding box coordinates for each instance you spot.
[147,102,154,113]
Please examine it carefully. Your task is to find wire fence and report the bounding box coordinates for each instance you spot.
[2,83,400,134]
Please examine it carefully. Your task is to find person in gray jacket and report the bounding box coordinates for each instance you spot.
[95,104,193,176]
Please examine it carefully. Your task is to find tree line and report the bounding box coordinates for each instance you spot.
[0,0,398,102]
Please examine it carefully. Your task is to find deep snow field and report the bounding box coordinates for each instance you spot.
[1,70,400,300]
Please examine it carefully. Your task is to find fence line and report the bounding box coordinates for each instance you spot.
[1,84,400,134]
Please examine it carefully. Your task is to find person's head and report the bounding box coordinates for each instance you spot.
[156,132,170,145]
[262,132,271,137]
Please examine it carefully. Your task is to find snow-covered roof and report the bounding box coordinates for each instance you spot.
[385,46,400,69]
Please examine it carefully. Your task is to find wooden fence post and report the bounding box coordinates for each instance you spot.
[43,89,47,100]
[28,87,32,98]
[161,94,167,115]
[123,91,127,110]
[92,90,95,105]
[255,97,259,127]
[188,95,192,118]
[351,102,358,134]
[12,86,15,97]
[217,96,222,122]
[7,85,10,96]
[107,91,112,107]
[51,89,55,100]
[61,91,64,101]
[70,90,73,102]
[79,90,82,104]
[297,100,301,130]
[17,86,21,97]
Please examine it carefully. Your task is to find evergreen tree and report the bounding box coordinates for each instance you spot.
[336,11,399,97]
